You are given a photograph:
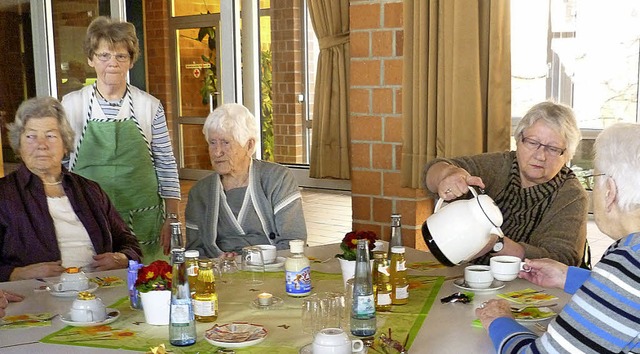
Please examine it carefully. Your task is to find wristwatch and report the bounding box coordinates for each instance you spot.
[492,235,504,253]
[165,213,179,220]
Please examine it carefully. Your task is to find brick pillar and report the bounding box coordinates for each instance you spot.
[271,0,305,163]
[349,0,431,250]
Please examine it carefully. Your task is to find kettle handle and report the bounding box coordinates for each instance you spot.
[434,186,479,212]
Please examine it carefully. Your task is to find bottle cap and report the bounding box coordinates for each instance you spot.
[197,259,213,268]
[289,240,304,253]
[372,250,387,259]
[391,246,405,253]
[185,250,199,258]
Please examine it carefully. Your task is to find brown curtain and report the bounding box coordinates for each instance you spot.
[308,0,350,179]
[401,0,511,188]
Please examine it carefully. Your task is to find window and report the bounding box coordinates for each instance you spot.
[511,0,640,173]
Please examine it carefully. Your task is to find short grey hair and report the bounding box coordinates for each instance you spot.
[7,96,76,158]
[202,103,259,155]
[594,122,640,212]
[513,101,581,161]
[83,16,140,64]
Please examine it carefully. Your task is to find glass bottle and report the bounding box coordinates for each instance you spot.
[184,250,199,294]
[350,239,376,337]
[170,222,184,250]
[387,214,403,259]
[372,251,392,312]
[193,259,218,322]
[389,246,409,305]
[285,240,311,297]
[169,248,196,346]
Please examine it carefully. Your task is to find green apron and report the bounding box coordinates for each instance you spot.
[71,87,165,263]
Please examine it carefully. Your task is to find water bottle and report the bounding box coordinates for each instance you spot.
[169,248,196,346]
[350,239,376,337]
[387,214,403,259]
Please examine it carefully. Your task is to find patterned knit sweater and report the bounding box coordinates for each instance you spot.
[488,232,640,353]
[424,151,588,266]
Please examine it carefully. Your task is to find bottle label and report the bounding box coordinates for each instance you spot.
[170,303,191,324]
[377,292,392,305]
[395,285,409,299]
[396,260,406,271]
[354,294,375,316]
[193,299,217,316]
[186,264,198,277]
[285,266,311,294]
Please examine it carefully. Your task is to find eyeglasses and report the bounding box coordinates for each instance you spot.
[94,52,130,62]
[520,136,566,157]
[582,173,606,191]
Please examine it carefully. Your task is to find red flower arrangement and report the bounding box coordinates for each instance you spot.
[135,260,172,293]
[335,230,378,261]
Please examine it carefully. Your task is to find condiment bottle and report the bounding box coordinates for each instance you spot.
[372,251,392,312]
[169,248,196,346]
[387,214,403,259]
[389,246,409,305]
[285,240,311,297]
[192,259,218,322]
[184,250,199,294]
[350,239,376,337]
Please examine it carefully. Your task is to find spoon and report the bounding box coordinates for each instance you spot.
[510,303,557,313]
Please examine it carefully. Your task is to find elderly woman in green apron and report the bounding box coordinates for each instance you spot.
[61,17,180,262]
[185,104,307,258]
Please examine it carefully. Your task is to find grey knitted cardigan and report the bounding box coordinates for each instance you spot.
[185,159,307,257]
[424,151,588,266]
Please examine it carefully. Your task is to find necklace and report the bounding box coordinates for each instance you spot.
[43,181,62,186]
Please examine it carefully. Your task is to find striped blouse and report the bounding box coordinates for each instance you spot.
[488,232,640,353]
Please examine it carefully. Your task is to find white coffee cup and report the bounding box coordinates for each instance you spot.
[69,293,107,322]
[55,269,89,291]
[257,244,277,264]
[490,255,529,281]
[464,265,494,289]
[313,328,364,354]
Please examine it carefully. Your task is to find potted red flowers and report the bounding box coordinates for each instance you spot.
[335,230,378,287]
[136,260,172,325]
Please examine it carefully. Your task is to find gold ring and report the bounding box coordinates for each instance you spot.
[445,188,452,194]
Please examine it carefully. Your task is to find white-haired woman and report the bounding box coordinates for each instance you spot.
[476,122,640,353]
[424,101,589,267]
[185,103,307,257]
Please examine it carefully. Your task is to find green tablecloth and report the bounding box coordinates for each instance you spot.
[41,271,443,353]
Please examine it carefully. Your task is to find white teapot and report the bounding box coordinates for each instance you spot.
[422,187,503,266]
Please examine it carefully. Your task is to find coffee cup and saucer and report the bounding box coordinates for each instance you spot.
[453,265,505,292]
[60,292,120,327]
[48,267,99,297]
[299,328,366,354]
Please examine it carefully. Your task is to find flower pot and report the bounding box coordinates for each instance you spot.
[338,258,373,289]
[139,290,171,325]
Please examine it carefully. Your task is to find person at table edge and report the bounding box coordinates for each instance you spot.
[476,122,640,353]
[424,101,589,267]
[185,103,307,257]
[0,96,142,282]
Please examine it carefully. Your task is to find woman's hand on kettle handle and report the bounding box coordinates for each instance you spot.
[428,163,486,200]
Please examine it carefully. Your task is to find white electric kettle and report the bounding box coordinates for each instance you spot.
[421,187,503,266]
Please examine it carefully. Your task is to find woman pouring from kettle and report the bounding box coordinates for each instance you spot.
[423,101,589,268]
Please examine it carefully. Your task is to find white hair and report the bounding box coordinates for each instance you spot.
[202,103,259,154]
[594,122,640,212]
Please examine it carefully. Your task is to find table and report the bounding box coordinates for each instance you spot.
[0,244,570,353]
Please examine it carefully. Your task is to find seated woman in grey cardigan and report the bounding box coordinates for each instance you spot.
[185,103,307,257]
[424,101,589,267]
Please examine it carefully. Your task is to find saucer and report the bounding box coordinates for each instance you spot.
[60,308,120,327]
[250,296,284,310]
[299,343,313,353]
[513,307,557,322]
[204,322,267,348]
[453,278,505,292]
[48,282,99,298]
[265,256,286,271]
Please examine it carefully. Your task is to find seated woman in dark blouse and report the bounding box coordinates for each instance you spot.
[0,96,142,282]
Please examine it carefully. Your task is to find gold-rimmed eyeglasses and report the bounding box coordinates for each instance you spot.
[94,52,130,62]
[583,173,606,191]
[520,136,566,157]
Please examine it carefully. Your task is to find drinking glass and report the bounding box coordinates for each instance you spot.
[241,246,265,286]
[218,256,239,284]
[301,292,347,337]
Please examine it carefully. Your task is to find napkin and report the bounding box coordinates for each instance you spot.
[90,276,125,288]
[408,261,447,270]
[0,313,56,329]
[497,288,558,305]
